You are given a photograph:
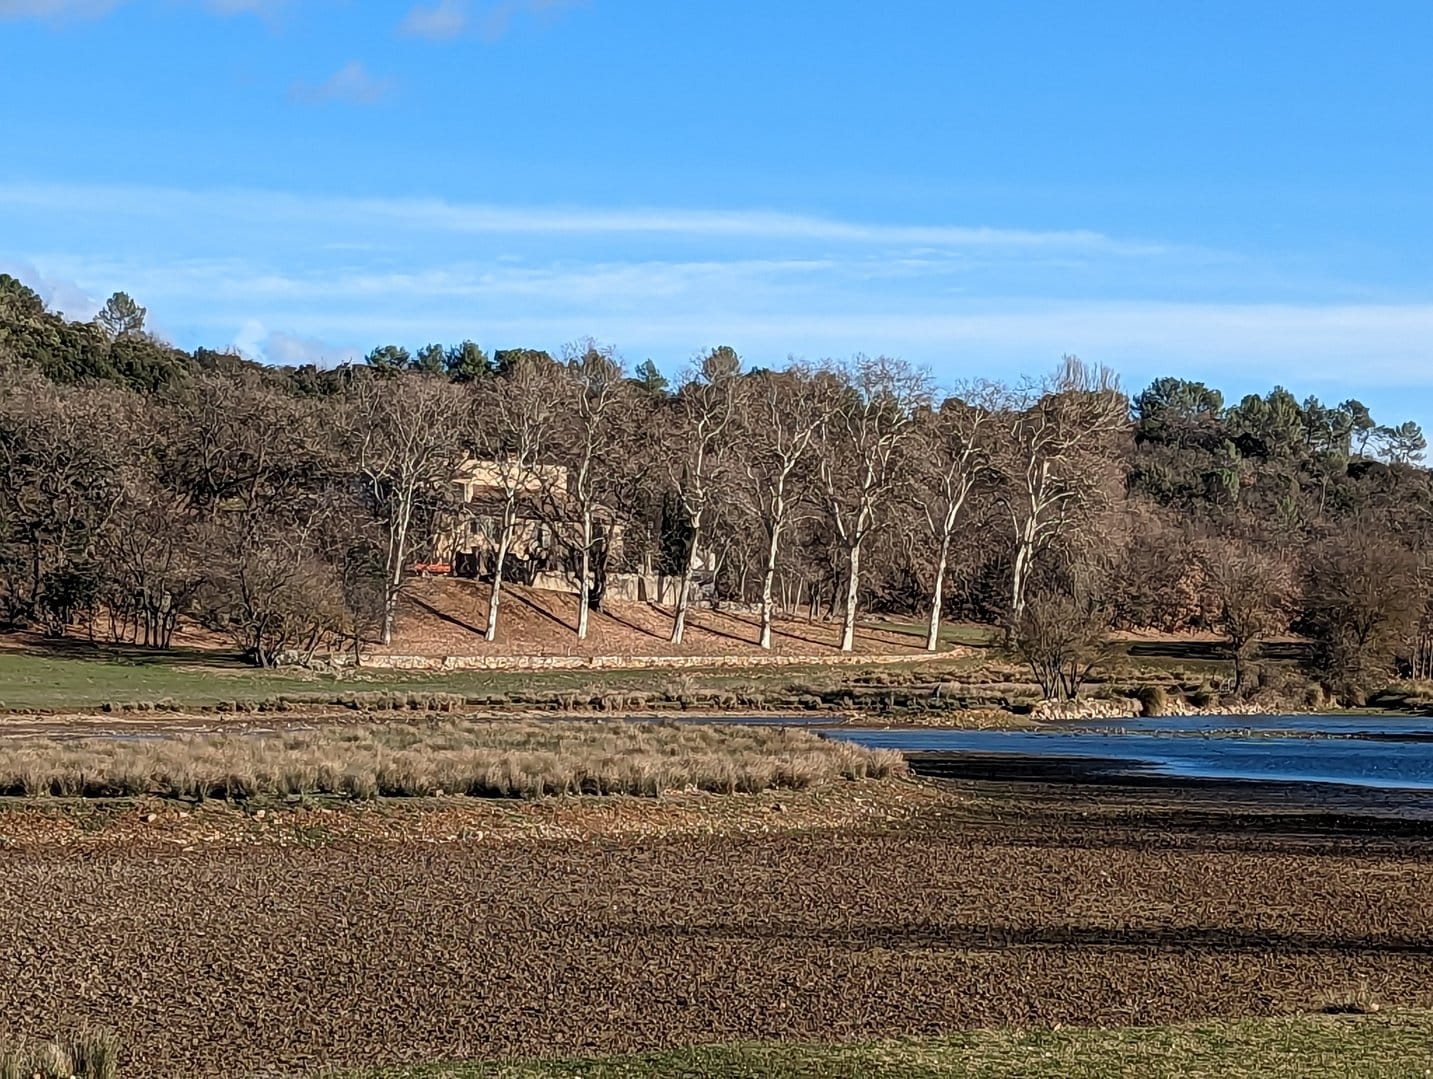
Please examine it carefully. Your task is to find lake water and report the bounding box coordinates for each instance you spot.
[826,714,1433,792]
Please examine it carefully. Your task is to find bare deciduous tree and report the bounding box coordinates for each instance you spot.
[1303,531,1419,703]
[998,357,1126,623]
[349,373,468,646]
[1199,536,1295,692]
[911,385,997,651]
[194,509,348,667]
[665,347,741,645]
[1011,585,1112,700]
[814,356,930,652]
[736,364,824,649]
[547,341,626,639]
[475,353,561,641]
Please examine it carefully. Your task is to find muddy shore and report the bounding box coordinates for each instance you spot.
[0,776,1429,1077]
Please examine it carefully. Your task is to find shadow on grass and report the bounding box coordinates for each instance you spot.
[5,636,253,670]
[1122,639,1308,664]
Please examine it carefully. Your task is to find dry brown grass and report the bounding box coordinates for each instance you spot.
[0,720,905,802]
[0,1029,117,1079]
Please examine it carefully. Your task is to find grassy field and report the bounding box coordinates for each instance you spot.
[0,646,632,711]
[0,629,1293,715]
[0,646,933,712]
[865,619,998,648]
[362,1013,1433,1078]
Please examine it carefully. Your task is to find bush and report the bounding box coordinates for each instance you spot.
[1132,684,1168,717]
[1188,686,1218,710]
[1008,589,1112,700]
[0,1029,117,1079]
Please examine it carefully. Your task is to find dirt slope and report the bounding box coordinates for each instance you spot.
[383,579,933,657]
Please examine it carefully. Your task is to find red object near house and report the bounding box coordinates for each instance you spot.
[410,562,453,576]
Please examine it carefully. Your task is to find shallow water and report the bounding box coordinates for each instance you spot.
[827,714,1433,791]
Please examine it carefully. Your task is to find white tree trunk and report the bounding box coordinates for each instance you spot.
[840,541,861,652]
[382,499,412,647]
[576,509,593,640]
[926,531,952,652]
[1010,512,1039,623]
[758,525,781,650]
[1011,541,1029,623]
[485,509,515,643]
[670,524,699,645]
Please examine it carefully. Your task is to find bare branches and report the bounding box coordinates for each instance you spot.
[664,346,742,644]
[996,356,1128,621]
[546,340,628,639]
[812,355,932,651]
[470,350,563,641]
[346,373,469,645]
[909,380,1000,650]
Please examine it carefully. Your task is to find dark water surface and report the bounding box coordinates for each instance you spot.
[826,714,1433,792]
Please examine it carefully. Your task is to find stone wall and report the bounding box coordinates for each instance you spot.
[1031,697,1282,721]
[281,649,959,673]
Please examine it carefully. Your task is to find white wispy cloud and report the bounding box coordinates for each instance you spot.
[398,0,583,41]
[0,181,1151,253]
[8,178,1431,423]
[0,0,282,19]
[0,257,98,319]
[400,0,468,39]
[288,61,395,105]
[25,249,1433,391]
[477,0,584,40]
[232,321,361,366]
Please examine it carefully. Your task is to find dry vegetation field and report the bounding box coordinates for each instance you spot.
[0,781,1430,1076]
[0,719,903,800]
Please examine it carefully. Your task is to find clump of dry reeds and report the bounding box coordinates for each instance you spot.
[0,720,905,802]
[0,1028,118,1079]
[1324,977,1381,1015]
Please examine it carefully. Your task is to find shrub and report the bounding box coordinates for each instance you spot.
[1188,686,1218,710]
[1132,684,1168,717]
[1008,589,1113,700]
[1324,978,1380,1015]
[0,1029,117,1079]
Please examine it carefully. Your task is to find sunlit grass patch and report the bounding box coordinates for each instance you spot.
[353,1011,1433,1078]
[0,719,905,802]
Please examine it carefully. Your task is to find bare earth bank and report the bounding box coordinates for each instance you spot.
[0,780,1430,1077]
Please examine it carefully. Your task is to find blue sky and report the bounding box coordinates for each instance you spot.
[3,0,1432,427]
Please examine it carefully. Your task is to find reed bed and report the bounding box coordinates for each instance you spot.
[0,720,905,801]
[0,1029,118,1079]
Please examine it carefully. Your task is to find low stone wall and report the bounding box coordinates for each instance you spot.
[1031,697,1279,721]
[281,649,960,673]
[1031,698,1143,721]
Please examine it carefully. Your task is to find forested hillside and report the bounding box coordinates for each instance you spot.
[2,272,1429,701]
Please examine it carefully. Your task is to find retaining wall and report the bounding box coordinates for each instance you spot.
[280,649,961,673]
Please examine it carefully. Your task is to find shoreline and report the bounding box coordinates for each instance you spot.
[910,753,1433,824]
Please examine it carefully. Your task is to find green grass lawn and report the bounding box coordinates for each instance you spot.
[0,645,678,712]
[0,619,1278,715]
[0,643,976,713]
[868,619,998,648]
[357,1012,1433,1078]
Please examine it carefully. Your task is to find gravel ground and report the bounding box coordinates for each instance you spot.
[0,783,1431,1077]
